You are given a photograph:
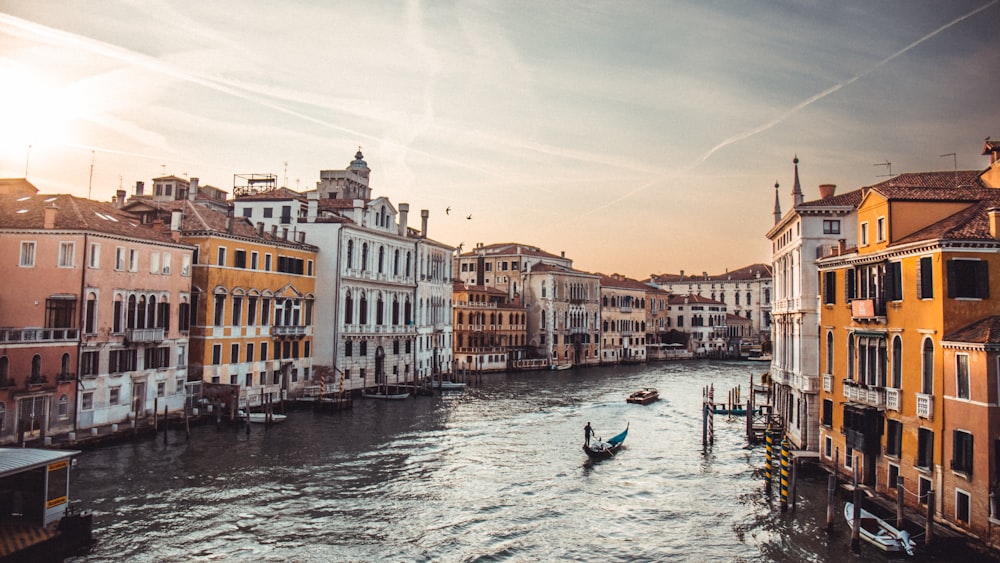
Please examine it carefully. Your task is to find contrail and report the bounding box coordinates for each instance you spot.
[581,0,998,217]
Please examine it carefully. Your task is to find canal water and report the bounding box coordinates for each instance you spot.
[66,361,989,562]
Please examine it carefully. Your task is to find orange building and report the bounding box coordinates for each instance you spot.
[452,281,527,373]
[817,169,1000,546]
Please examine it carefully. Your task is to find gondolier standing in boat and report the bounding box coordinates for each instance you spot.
[584,422,594,446]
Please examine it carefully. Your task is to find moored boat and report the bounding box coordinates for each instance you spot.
[431,379,467,390]
[627,388,659,405]
[362,390,412,400]
[844,501,916,556]
[246,412,288,424]
[551,363,572,371]
[583,424,629,459]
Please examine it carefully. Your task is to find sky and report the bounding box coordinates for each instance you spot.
[2,1,998,280]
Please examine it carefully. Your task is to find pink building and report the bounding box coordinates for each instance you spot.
[0,191,194,442]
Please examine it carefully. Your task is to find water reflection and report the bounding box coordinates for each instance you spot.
[67,361,988,562]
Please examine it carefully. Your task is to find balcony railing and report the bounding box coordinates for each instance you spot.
[0,327,80,343]
[272,325,306,338]
[126,327,164,343]
[842,380,886,408]
[886,388,901,411]
[916,393,933,419]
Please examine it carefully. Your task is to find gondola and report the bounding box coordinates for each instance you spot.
[844,501,916,556]
[583,423,629,459]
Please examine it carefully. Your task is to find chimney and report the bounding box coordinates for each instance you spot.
[282,227,288,240]
[257,221,265,237]
[990,208,1000,239]
[43,204,58,229]
[561,251,565,258]
[189,177,199,201]
[838,239,847,254]
[135,181,144,196]
[420,209,429,238]
[307,191,318,222]
[680,270,684,278]
[225,210,234,233]
[116,189,127,206]
[170,210,182,231]
[298,231,306,243]
[398,203,409,236]
[818,184,837,199]
[271,225,278,237]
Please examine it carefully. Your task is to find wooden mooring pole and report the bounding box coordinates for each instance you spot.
[851,457,861,553]
[896,476,905,530]
[925,489,935,546]
[825,470,836,531]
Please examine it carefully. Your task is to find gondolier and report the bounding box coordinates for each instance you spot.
[584,422,594,446]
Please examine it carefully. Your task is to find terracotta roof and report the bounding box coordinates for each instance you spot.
[527,262,595,276]
[452,280,507,295]
[597,273,651,291]
[796,188,864,209]
[944,316,1000,344]
[0,178,39,196]
[867,170,983,190]
[458,242,565,260]
[0,193,181,244]
[648,263,772,283]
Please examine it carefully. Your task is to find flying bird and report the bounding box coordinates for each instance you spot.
[466,214,472,220]
[446,206,451,215]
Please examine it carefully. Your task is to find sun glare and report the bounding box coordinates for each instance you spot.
[0,65,90,148]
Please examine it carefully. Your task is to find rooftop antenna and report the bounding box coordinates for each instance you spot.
[283,161,288,188]
[940,152,957,186]
[87,149,95,200]
[161,164,166,175]
[24,144,31,178]
[874,160,892,178]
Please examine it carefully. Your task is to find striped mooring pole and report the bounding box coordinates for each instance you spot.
[708,384,715,445]
[780,435,790,512]
[764,426,773,495]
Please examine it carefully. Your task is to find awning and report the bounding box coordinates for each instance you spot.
[0,448,80,479]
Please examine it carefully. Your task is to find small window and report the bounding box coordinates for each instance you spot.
[956,489,971,524]
[58,242,75,268]
[81,392,94,410]
[956,354,970,400]
[822,220,841,235]
[860,222,869,246]
[876,216,886,242]
[19,241,36,267]
[951,430,974,475]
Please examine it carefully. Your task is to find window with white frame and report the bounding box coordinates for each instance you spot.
[876,216,886,242]
[128,249,138,272]
[58,242,75,267]
[149,251,160,274]
[89,242,100,268]
[19,241,36,267]
[860,222,869,246]
[956,489,971,524]
[115,247,125,270]
[162,252,171,274]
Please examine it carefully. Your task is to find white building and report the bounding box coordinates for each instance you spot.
[233,151,453,392]
[765,156,861,451]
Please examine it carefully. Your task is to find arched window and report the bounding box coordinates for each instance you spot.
[378,246,385,274]
[345,291,354,324]
[404,298,412,325]
[147,295,157,328]
[58,394,69,419]
[347,240,354,269]
[361,243,369,272]
[61,353,71,378]
[394,249,400,276]
[405,252,412,277]
[137,295,147,329]
[891,336,902,388]
[359,293,368,324]
[457,311,464,325]
[392,297,400,325]
[376,294,384,325]
[921,338,934,394]
[127,295,137,329]
[31,355,41,380]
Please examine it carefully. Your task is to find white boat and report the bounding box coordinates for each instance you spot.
[551,363,572,371]
[245,412,287,424]
[844,501,915,556]
[432,379,466,390]
[362,390,411,400]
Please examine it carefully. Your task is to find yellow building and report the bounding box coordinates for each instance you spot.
[817,169,1000,541]
[125,200,317,413]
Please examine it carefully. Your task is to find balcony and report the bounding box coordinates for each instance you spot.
[126,327,164,343]
[886,388,901,411]
[916,393,933,419]
[799,374,820,394]
[822,373,832,393]
[850,298,886,320]
[272,325,306,338]
[0,327,80,343]
[842,380,886,408]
